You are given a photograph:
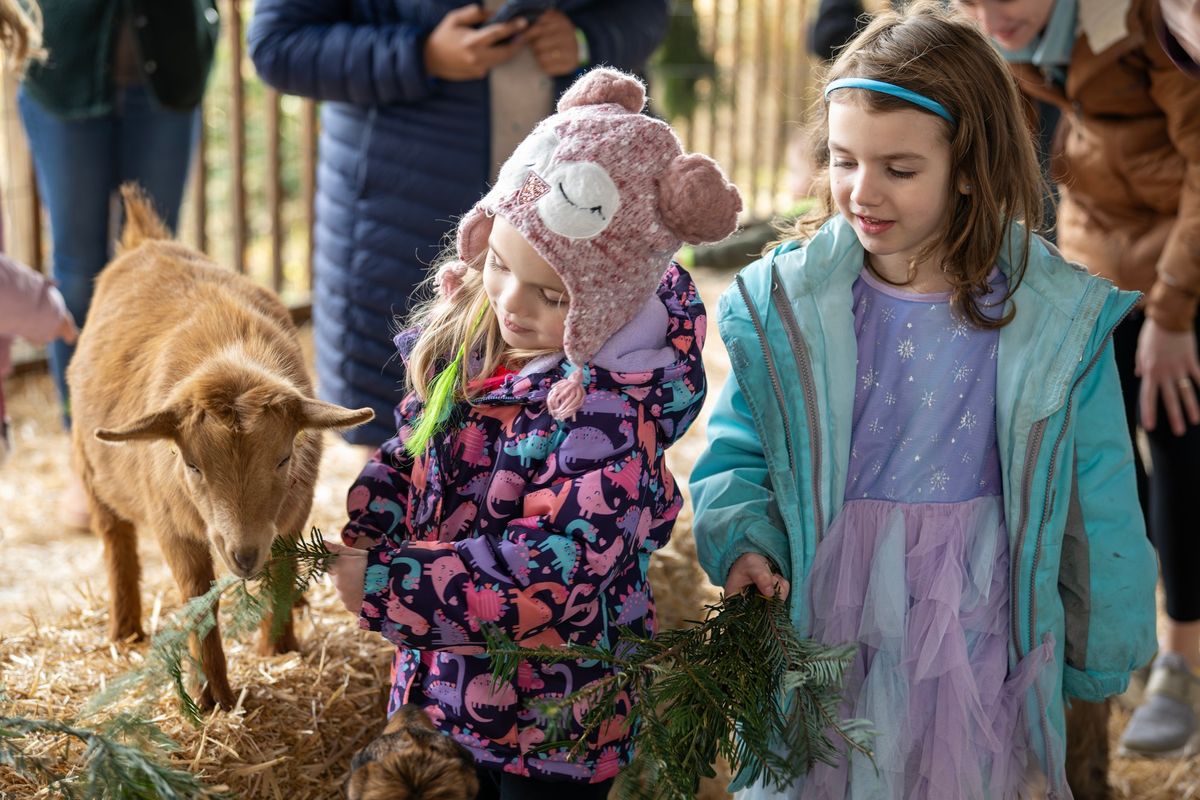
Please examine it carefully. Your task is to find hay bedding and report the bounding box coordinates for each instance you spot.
[0,269,1193,798]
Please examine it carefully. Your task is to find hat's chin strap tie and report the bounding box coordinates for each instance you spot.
[547,367,586,422]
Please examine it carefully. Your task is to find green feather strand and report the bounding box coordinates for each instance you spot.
[405,301,489,458]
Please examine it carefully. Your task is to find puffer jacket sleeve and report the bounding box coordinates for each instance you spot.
[1142,1,1200,332]
[247,0,433,106]
[356,417,676,651]
[690,361,791,591]
[341,444,414,550]
[567,1,670,71]
[1058,337,1159,701]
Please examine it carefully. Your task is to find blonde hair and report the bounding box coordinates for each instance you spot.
[0,0,44,73]
[778,1,1047,328]
[403,252,562,405]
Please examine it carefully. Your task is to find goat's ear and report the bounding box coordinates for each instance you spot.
[95,408,180,443]
[297,398,375,431]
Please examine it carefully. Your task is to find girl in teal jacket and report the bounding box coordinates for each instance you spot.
[690,4,1157,798]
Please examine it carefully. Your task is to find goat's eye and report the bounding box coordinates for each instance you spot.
[277,455,291,470]
[185,463,201,475]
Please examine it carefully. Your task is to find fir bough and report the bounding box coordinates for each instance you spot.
[0,705,225,799]
[86,528,332,722]
[0,531,336,797]
[485,591,874,799]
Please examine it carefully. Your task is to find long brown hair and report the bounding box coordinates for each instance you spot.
[0,0,44,73]
[779,1,1047,328]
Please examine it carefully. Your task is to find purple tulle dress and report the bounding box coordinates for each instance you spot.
[794,269,1055,799]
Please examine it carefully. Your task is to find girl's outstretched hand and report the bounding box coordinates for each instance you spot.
[323,538,368,615]
[1135,317,1200,436]
[724,552,790,601]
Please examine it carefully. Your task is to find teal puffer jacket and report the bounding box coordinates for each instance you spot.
[690,215,1157,797]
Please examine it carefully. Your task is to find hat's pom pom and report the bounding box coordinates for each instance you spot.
[557,67,645,114]
[547,368,586,422]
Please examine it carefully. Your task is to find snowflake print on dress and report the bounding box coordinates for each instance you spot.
[861,367,878,391]
[842,266,1004,506]
[929,468,950,493]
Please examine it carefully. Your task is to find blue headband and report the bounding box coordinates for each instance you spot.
[824,78,954,124]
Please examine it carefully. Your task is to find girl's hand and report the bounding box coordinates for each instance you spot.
[525,10,580,77]
[424,4,528,82]
[323,539,368,615]
[56,311,78,345]
[724,552,790,601]
[1135,317,1200,436]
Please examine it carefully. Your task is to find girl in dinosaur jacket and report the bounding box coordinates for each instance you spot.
[325,68,741,794]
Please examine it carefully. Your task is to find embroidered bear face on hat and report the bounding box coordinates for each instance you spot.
[455,68,743,377]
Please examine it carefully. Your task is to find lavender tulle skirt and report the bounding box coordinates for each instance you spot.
[745,497,1058,800]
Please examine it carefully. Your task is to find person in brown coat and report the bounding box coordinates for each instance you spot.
[958,0,1200,780]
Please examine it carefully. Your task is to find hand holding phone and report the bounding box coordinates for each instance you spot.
[488,0,556,26]
[425,4,528,81]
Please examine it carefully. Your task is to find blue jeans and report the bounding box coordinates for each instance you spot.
[18,84,198,425]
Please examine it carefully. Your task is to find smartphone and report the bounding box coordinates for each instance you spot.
[487,0,555,26]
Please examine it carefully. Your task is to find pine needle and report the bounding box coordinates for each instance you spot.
[0,710,227,799]
[485,591,874,799]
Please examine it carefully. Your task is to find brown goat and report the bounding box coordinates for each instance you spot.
[69,185,374,710]
[344,705,479,800]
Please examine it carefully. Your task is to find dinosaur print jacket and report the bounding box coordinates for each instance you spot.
[342,264,706,783]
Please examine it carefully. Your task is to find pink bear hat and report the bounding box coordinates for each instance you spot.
[451,67,743,420]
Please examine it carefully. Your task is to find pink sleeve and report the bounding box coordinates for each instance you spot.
[0,255,69,344]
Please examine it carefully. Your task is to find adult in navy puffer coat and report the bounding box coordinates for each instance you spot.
[247,1,670,444]
[340,264,705,782]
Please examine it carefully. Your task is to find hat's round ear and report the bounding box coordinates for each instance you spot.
[556,67,645,114]
[455,204,494,266]
[657,153,743,245]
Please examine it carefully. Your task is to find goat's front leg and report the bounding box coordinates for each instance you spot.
[94,500,144,643]
[159,533,235,711]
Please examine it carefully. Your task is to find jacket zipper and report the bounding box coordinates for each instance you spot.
[769,266,825,542]
[1024,303,1134,654]
[735,275,795,476]
[1012,300,1133,795]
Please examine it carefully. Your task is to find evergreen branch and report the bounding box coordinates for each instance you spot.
[82,576,236,726]
[2,531,340,797]
[85,527,337,723]
[485,591,875,799]
[0,714,226,799]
